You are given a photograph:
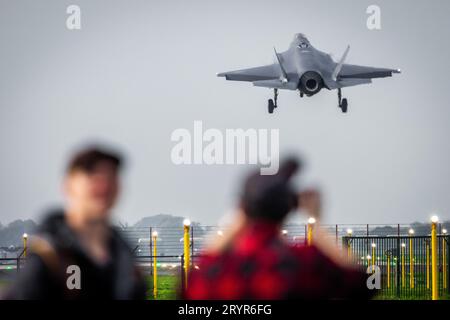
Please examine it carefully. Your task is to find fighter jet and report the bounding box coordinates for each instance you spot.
[217,33,400,113]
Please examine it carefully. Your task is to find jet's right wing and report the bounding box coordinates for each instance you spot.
[217,64,280,82]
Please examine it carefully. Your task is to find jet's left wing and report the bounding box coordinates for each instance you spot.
[338,64,401,80]
[217,64,280,82]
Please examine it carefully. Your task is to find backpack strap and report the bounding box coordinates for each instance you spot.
[29,236,61,274]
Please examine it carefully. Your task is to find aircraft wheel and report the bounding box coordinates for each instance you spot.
[340,98,348,113]
[268,99,276,114]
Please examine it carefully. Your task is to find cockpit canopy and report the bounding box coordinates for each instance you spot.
[292,33,310,49]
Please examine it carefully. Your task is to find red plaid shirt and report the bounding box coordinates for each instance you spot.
[185,222,371,300]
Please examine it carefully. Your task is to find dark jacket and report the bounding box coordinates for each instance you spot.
[5,211,146,300]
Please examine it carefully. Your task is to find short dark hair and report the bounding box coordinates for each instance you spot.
[66,146,123,174]
[240,157,301,222]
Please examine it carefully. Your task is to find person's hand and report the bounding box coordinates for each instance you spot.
[298,189,354,268]
[298,189,321,220]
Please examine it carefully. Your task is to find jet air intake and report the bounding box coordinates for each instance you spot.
[299,71,323,96]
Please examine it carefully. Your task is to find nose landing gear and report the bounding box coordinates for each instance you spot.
[268,88,278,114]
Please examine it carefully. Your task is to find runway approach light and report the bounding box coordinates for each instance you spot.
[183,219,191,226]
[371,243,376,248]
[408,228,415,235]
[346,229,353,236]
[401,243,406,248]
[307,217,316,224]
[22,233,28,239]
[431,215,439,223]
[152,231,158,237]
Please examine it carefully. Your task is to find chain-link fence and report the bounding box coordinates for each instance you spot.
[120,223,414,257]
[343,235,449,299]
[1,223,449,300]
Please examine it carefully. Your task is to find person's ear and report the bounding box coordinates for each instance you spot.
[238,199,247,215]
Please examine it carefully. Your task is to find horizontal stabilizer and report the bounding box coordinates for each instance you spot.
[216,64,279,82]
[337,78,372,88]
[253,80,297,90]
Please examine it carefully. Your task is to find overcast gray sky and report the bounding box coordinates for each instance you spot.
[1,0,449,226]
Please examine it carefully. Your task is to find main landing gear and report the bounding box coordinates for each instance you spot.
[268,88,278,114]
[338,88,348,113]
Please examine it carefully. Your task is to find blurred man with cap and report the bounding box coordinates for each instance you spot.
[185,157,372,300]
[4,145,146,300]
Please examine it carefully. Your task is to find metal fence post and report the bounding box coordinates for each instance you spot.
[447,235,450,295]
[431,220,438,300]
[396,236,401,298]
[180,254,185,293]
[366,224,369,255]
[191,226,194,266]
[16,248,25,273]
[152,231,158,299]
[335,224,338,244]
[149,227,153,276]
[342,236,350,261]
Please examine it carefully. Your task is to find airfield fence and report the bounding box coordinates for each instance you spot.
[343,235,449,299]
[2,223,449,299]
[120,223,420,259]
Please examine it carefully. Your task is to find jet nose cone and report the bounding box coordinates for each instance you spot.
[294,33,308,42]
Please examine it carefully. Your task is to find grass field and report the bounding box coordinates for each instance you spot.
[0,272,182,300]
[146,274,450,300]
[1,271,448,300]
[146,275,180,300]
